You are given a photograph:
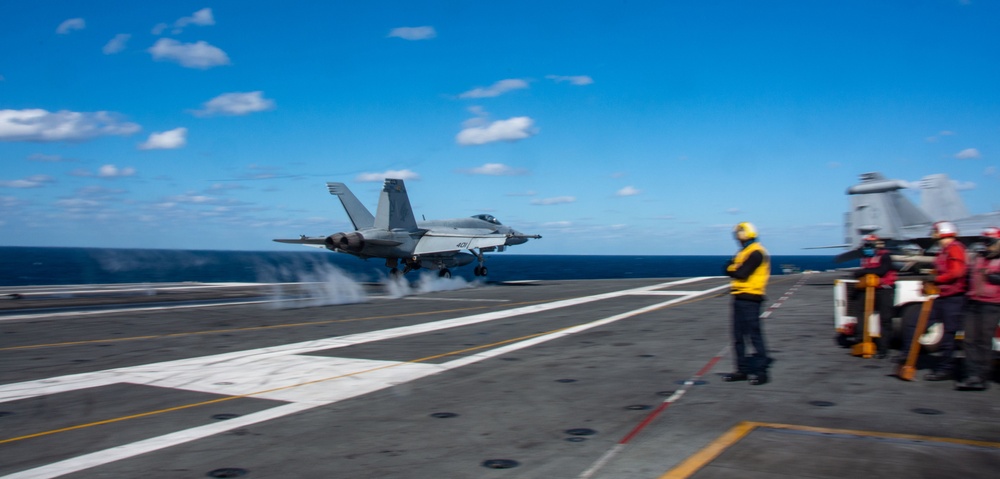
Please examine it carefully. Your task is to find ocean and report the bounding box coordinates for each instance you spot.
[0,247,843,287]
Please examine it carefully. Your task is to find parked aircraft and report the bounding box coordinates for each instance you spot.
[274,179,541,277]
[832,172,1000,264]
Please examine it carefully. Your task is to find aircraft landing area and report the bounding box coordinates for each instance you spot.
[0,272,998,478]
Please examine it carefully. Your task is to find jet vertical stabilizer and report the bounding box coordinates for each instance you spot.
[327,182,375,230]
[918,174,970,222]
[846,172,931,247]
[374,179,418,231]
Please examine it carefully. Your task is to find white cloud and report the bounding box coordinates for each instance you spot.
[56,198,101,209]
[139,127,187,150]
[387,26,437,40]
[505,190,537,197]
[955,148,981,159]
[149,39,231,69]
[355,169,421,182]
[98,164,137,178]
[543,221,573,228]
[925,130,955,143]
[546,75,594,86]
[531,196,576,205]
[0,109,140,142]
[456,116,537,146]
[56,18,85,34]
[70,166,137,178]
[459,163,528,176]
[176,8,215,29]
[459,79,529,99]
[193,91,276,116]
[103,34,131,54]
[1,195,25,207]
[0,175,55,188]
[166,193,216,204]
[154,8,216,35]
[616,186,641,197]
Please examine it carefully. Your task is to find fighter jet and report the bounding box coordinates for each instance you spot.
[274,178,541,277]
[831,172,1000,265]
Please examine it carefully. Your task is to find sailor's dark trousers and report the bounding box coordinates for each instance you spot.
[850,286,895,354]
[732,298,770,375]
[963,300,999,380]
[901,295,965,373]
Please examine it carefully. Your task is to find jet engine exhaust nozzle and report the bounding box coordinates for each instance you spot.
[326,232,364,253]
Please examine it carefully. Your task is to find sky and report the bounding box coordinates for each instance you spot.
[1,1,999,256]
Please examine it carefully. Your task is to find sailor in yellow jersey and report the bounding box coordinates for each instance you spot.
[723,222,772,385]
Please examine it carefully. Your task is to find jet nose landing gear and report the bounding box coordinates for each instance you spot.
[472,248,489,277]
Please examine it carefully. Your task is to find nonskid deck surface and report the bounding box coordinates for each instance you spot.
[0,273,997,478]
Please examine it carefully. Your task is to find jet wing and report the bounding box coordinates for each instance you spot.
[273,236,327,249]
[413,229,508,255]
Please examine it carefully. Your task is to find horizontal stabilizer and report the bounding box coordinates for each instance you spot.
[834,249,863,263]
[273,236,327,249]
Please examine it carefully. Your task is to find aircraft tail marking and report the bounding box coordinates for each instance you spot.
[327,182,375,230]
[375,179,418,231]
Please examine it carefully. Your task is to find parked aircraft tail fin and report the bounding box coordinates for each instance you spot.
[917,174,970,222]
[375,178,418,231]
[845,172,932,247]
[327,182,375,230]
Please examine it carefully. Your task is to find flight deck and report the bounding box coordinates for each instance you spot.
[0,272,997,478]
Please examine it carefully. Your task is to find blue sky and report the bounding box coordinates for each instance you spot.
[1,1,998,255]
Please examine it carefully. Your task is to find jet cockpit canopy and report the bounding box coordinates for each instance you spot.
[472,214,502,225]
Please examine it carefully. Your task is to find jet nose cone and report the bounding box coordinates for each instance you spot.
[505,229,529,245]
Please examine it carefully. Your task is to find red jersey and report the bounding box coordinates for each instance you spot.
[934,241,967,297]
[969,256,1000,303]
[860,250,896,287]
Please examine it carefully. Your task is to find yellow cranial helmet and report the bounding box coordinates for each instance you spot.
[734,222,758,240]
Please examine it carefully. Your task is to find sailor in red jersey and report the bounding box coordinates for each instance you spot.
[850,234,897,358]
[920,221,968,381]
[956,227,1000,391]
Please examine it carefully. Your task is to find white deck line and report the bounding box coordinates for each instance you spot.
[1,277,728,479]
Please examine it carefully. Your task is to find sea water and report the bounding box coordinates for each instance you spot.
[0,247,842,287]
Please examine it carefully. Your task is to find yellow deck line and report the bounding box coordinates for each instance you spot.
[660,421,1000,479]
